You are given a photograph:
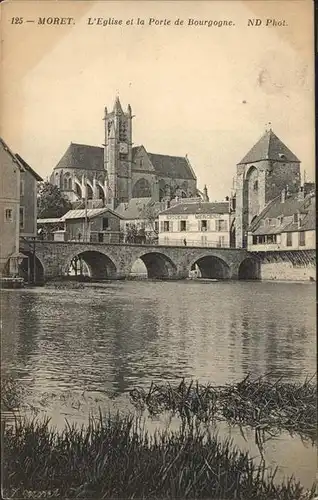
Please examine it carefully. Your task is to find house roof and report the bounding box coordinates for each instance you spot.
[53,143,104,171]
[15,154,43,181]
[61,207,123,220]
[238,129,300,165]
[159,201,230,216]
[0,137,25,171]
[37,217,63,224]
[115,198,165,220]
[249,190,316,234]
[132,146,196,180]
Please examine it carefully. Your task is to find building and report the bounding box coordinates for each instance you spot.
[235,129,301,248]
[39,207,123,244]
[247,185,315,252]
[0,139,42,277]
[0,138,24,276]
[16,154,43,238]
[50,97,198,209]
[158,200,233,247]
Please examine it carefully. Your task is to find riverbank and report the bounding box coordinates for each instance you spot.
[130,375,317,442]
[2,411,317,500]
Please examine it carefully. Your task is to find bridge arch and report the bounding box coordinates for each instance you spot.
[19,252,45,284]
[238,257,260,280]
[64,250,118,280]
[189,253,231,280]
[131,251,177,279]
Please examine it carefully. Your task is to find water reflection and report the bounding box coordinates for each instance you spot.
[1,281,316,487]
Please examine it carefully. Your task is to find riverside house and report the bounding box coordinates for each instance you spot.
[0,139,43,277]
[158,199,234,247]
[247,185,315,252]
[38,207,123,243]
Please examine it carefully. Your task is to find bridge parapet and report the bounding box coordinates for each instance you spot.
[20,239,254,281]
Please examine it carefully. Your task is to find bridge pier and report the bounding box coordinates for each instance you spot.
[20,240,253,283]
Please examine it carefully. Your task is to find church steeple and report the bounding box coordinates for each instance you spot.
[113,95,123,114]
[104,96,133,208]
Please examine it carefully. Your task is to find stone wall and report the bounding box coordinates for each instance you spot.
[255,250,316,281]
[260,261,316,281]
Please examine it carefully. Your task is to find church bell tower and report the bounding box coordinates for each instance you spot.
[103,96,133,208]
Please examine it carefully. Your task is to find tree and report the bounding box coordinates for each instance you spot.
[137,201,160,242]
[37,182,72,219]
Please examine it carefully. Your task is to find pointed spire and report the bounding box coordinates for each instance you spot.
[113,95,123,113]
[127,103,132,115]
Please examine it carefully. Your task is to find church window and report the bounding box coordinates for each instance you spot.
[132,178,151,198]
[201,220,208,231]
[102,217,109,230]
[164,221,170,232]
[252,235,258,245]
[180,220,187,231]
[253,180,258,191]
[139,158,143,168]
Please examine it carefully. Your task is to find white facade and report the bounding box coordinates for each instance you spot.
[248,229,315,252]
[158,202,231,247]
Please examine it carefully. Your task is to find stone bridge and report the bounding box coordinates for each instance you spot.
[20,240,260,282]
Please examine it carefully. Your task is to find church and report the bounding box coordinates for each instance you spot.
[50,97,198,209]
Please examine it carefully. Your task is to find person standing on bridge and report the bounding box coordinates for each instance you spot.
[183,238,187,246]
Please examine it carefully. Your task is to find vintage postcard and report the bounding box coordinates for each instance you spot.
[0,0,316,498]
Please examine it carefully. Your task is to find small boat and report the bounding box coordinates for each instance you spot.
[187,277,218,283]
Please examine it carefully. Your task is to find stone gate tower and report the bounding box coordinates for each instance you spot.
[104,97,133,208]
[235,129,301,248]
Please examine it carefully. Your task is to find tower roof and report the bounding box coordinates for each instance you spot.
[113,95,123,113]
[238,129,300,165]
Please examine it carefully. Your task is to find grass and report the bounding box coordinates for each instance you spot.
[2,412,317,500]
[129,375,317,443]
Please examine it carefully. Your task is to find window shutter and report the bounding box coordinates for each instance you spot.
[170,221,173,232]
[198,220,201,231]
[160,221,164,232]
[207,220,210,231]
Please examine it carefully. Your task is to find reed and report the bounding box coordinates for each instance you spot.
[2,412,317,499]
[130,375,317,441]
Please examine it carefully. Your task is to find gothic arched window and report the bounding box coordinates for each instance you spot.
[132,178,152,198]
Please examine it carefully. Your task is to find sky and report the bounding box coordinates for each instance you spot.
[1,0,314,200]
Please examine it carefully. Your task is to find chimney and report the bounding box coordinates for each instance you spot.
[203,185,209,202]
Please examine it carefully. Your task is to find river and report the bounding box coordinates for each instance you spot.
[1,280,317,488]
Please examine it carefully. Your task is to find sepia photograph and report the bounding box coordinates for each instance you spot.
[0,0,316,498]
